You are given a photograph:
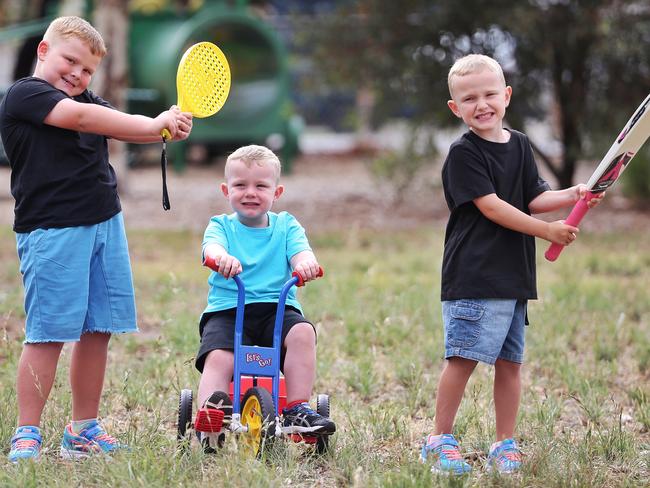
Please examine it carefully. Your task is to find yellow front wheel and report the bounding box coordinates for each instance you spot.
[240,387,276,457]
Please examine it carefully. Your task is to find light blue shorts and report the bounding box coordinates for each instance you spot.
[442,299,527,365]
[16,213,138,343]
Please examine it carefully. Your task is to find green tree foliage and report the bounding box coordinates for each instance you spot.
[308,0,650,188]
[621,147,650,203]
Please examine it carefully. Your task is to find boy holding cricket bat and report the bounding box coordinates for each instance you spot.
[420,54,603,475]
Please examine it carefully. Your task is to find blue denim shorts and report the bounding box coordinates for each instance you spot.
[442,299,527,364]
[16,213,138,343]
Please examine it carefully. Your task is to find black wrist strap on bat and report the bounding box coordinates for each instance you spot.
[161,136,171,210]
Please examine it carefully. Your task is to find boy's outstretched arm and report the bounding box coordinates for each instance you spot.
[113,106,193,143]
[43,99,192,142]
[474,193,578,246]
[529,184,605,214]
[203,243,241,279]
[290,250,321,283]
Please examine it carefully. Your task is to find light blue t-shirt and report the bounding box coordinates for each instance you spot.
[202,211,311,314]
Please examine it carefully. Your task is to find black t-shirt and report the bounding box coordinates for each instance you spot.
[0,77,121,232]
[441,130,550,301]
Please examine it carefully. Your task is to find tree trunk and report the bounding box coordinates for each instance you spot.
[92,0,130,194]
[547,3,600,188]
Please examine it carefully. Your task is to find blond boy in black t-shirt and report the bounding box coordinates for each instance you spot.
[420,54,603,475]
[0,16,192,462]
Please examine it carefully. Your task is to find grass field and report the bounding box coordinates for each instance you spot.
[0,224,648,487]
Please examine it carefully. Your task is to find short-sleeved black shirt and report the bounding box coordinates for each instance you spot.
[0,77,121,232]
[441,129,550,301]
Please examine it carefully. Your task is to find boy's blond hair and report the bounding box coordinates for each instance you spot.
[225,145,282,183]
[448,54,505,97]
[43,16,107,57]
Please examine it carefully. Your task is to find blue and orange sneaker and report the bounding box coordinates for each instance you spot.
[487,438,522,473]
[8,426,42,463]
[420,433,472,475]
[60,421,124,459]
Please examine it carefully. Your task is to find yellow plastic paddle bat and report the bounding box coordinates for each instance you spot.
[159,42,231,210]
[161,41,231,139]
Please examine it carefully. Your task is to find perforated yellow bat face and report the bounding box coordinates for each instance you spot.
[176,41,231,118]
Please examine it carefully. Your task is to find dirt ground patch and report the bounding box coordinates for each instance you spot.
[1,154,649,233]
[0,155,447,233]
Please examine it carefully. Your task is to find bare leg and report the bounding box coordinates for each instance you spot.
[434,357,478,434]
[16,342,64,426]
[283,323,316,403]
[197,349,234,407]
[70,332,111,420]
[494,358,521,441]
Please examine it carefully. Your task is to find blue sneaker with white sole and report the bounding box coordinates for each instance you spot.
[60,421,124,459]
[420,433,472,475]
[8,426,42,463]
[487,438,522,473]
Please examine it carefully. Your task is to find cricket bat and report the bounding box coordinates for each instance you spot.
[545,92,650,262]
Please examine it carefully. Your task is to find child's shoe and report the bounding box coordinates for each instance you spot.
[282,402,336,434]
[487,438,522,474]
[8,426,42,463]
[197,390,233,453]
[420,433,472,475]
[60,421,124,459]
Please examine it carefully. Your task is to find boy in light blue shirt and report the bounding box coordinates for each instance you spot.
[202,211,309,313]
[195,145,335,450]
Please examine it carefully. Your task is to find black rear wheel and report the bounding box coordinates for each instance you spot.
[177,389,193,447]
[316,393,331,454]
[240,386,276,457]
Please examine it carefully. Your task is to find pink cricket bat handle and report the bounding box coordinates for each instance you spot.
[545,192,597,262]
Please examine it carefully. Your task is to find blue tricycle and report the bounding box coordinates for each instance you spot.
[177,262,332,456]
